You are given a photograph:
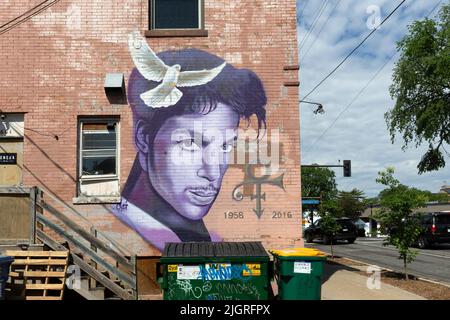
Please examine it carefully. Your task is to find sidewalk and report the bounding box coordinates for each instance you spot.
[321,263,426,300]
[356,236,386,242]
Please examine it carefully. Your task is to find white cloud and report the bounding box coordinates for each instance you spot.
[297,0,450,197]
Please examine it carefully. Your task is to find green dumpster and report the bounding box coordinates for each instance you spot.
[270,248,327,300]
[159,242,272,300]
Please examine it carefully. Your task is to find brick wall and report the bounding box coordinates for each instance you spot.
[0,0,302,256]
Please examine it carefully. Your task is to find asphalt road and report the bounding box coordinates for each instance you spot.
[305,238,450,285]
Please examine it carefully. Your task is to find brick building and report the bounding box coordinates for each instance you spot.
[1,0,301,297]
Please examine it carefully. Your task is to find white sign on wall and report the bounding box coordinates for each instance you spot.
[0,114,24,138]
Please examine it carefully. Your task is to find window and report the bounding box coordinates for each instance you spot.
[75,118,120,203]
[435,213,450,224]
[81,123,117,176]
[420,213,432,224]
[147,0,207,37]
[152,0,200,29]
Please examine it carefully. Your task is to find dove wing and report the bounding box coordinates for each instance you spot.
[177,62,227,87]
[128,31,168,82]
[141,84,183,108]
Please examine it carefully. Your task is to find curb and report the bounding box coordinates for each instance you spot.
[329,255,450,289]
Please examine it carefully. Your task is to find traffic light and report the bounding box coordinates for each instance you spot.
[343,160,351,177]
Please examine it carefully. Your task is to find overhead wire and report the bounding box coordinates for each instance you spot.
[297,0,311,29]
[299,0,330,51]
[304,55,397,154]
[300,0,408,102]
[0,0,50,30]
[303,0,445,153]
[302,0,342,61]
[0,0,64,36]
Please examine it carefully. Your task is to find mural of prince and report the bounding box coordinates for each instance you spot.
[113,32,267,251]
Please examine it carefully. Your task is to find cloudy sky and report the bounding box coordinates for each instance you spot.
[297,0,450,197]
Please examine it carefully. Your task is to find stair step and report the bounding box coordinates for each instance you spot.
[71,286,105,300]
[89,287,106,293]
[0,244,45,254]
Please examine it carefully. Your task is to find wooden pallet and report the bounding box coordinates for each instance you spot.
[5,250,69,300]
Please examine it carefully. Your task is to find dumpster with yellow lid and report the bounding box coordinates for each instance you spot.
[270,247,327,300]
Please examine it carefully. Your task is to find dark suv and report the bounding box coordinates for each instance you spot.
[304,218,358,244]
[417,211,450,249]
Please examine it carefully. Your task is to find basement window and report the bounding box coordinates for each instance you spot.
[146,0,208,37]
[74,118,121,204]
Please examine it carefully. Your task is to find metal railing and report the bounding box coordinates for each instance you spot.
[31,186,137,300]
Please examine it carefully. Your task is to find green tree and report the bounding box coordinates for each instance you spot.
[301,166,338,224]
[386,4,450,174]
[301,167,338,201]
[375,168,428,280]
[416,189,449,203]
[301,167,341,257]
[317,209,341,259]
[336,188,366,219]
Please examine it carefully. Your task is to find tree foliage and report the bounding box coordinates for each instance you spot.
[386,4,450,174]
[337,188,366,219]
[301,167,342,256]
[375,168,428,280]
[318,211,341,258]
[301,167,338,201]
[417,189,449,203]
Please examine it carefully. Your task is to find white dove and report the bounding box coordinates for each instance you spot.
[128,31,227,108]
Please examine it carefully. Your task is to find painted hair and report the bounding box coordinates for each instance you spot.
[127,48,267,145]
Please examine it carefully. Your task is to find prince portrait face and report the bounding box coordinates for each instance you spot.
[141,102,239,221]
[114,33,267,250]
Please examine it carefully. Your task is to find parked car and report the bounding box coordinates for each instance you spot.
[304,218,358,244]
[416,211,450,249]
[352,218,367,237]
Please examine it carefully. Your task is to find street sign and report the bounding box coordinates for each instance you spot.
[302,199,320,205]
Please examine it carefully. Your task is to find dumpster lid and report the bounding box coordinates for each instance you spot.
[0,256,14,263]
[162,242,269,258]
[269,247,327,257]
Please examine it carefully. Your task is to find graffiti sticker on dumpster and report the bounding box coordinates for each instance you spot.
[201,263,232,280]
[177,265,202,280]
[294,261,311,274]
[168,265,178,273]
[243,264,261,276]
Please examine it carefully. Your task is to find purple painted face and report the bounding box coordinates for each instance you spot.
[147,103,239,220]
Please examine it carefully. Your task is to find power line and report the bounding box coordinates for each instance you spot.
[299,0,330,50]
[299,0,330,51]
[0,0,63,36]
[302,0,342,60]
[301,0,407,102]
[297,0,311,26]
[303,0,444,153]
[0,0,49,30]
[304,54,397,153]
[0,0,62,35]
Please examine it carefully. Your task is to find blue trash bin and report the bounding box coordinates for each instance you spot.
[0,256,14,300]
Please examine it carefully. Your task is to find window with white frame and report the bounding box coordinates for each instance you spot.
[76,118,120,202]
[151,0,202,29]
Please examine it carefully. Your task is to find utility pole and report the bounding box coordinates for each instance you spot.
[301,160,352,177]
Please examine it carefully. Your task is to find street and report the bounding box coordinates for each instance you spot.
[306,238,450,285]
